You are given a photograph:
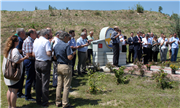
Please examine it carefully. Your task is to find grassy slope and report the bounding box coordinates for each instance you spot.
[1,10,173,52]
[1,10,180,108]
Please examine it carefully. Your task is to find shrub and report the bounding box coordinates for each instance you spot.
[94,11,101,16]
[35,6,38,10]
[158,6,163,13]
[146,64,152,68]
[128,66,136,74]
[170,64,179,70]
[92,62,101,72]
[87,69,106,94]
[75,13,78,16]
[105,62,114,72]
[113,66,130,84]
[136,3,144,13]
[152,69,174,89]
[136,61,146,77]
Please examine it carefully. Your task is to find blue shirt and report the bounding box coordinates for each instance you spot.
[77,37,88,52]
[111,31,119,44]
[16,36,23,51]
[54,40,73,65]
[170,37,180,48]
[68,37,76,47]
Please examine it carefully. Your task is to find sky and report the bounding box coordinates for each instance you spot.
[1,0,180,16]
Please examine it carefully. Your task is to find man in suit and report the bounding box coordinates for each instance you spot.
[111,26,120,66]
[133,31,143,63]
[127,32,134,63]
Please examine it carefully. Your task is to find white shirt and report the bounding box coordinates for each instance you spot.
[52,36,61,49]
[120,37,126,45]
[170,37,180,48]
[51,36,61,57]
[158,37,168,43]
[161,39,168,49]
[2,48,23,86]
[33,36,52,61]
[149,37,153,44]
[142,38,151,47]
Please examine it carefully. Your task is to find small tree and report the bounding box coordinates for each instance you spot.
[136,3,144,13]
[48,5,55,16]
[66,7,69,10]
[35,6,38,10]
[158,6,163,13]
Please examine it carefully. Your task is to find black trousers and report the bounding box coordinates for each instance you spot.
[17,64,25,96]
[112,43,119,65]
[143,47,149,64]
[88,49,93,64]
[122,45,127,52]
[72,54,76,74]
[152,51,158,62]
[128,49,134,63]
[134,49,142,62]
[35,60,51,106]
[149,48,153,62]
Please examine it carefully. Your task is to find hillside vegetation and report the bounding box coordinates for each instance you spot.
[1,10,173,52]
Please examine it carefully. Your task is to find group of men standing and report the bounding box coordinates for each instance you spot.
[15,28,94,107]
[111,26,180,66]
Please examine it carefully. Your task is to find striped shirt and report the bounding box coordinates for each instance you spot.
[22,36,34,59]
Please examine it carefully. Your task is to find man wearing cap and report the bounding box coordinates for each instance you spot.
[111,26,120,66]
[54,31,76,108]
[77,32,89,75]
[133,31,143,62]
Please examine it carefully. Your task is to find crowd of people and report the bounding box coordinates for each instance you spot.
[2,28,94,108]
[2,26,180,108]
[111,26,180,66]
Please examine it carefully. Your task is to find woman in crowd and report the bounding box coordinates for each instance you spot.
[160,35,168,62]
[2,35,28,108]
[168,34,172,59]
[152,35,160,64]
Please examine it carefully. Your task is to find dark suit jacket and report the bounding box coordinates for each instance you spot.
[127,37,134,50]
[133,36,142,51]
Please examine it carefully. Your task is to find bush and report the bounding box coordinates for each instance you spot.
[113,66,130,84]
[94,11,101,16]
[136,3,144,13]
[106,62,114,72]
[136,61,146,77]
[152,69,174,89]
[35,6,38,10]
[158,6,163,13]
[87,69,106,94]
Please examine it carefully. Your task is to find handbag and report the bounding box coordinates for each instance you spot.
[4,50,21,81]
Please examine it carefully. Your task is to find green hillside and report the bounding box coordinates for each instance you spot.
[1,10,173,52]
